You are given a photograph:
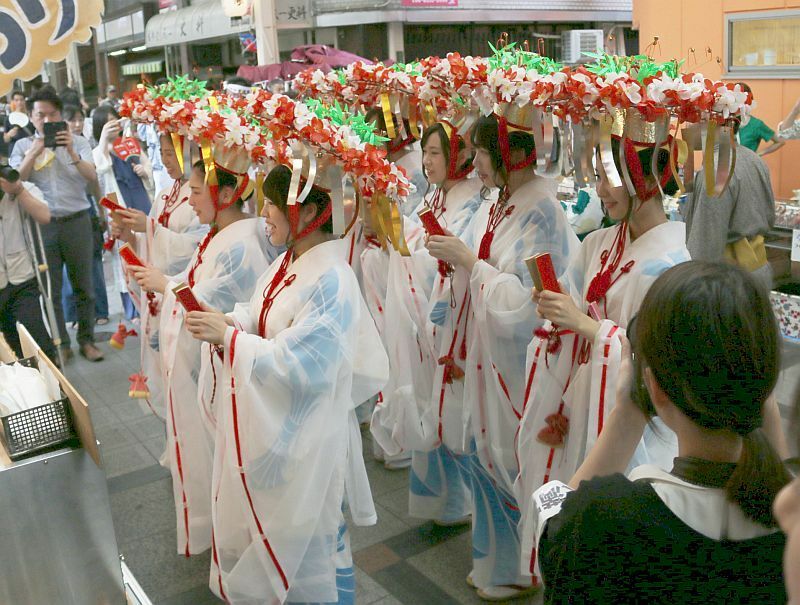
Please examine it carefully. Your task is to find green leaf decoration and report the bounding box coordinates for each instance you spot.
[303,98,389,146]
[148,75,209,101]
[485,40,562,74]
[583,52,685,82]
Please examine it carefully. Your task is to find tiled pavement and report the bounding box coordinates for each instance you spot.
[60,316,544,605]
[58,301,798,605]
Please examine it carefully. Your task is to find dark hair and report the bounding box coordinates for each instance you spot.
[365,106,410,147]
[191,160,247,207]
[471,113,535,188]
[632,261,791,527]
[154,77,169,87]
[92,104,120,143]
[226,76,252,87]
[60,87,81,108]
[420,123,471,188]
[262,164,333,234]
[10,90,24,100]
[29,86,62,112]
[62,105,84,122]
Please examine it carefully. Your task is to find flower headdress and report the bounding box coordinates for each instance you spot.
[451,38,752,197]
[121,77,411,236]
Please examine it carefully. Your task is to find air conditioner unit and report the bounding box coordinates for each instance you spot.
[561,29,604,64]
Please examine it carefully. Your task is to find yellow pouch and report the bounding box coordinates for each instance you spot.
[724,235,767,273]
[34,148,55,171]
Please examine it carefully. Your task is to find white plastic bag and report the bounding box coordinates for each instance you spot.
[0,363,53,415]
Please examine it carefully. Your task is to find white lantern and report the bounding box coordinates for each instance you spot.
[221,0,252,17]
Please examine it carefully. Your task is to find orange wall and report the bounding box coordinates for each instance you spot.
[633,0,800,199]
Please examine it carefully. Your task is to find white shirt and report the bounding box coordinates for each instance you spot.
[0,182,45,289]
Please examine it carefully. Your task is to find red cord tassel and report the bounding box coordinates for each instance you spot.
[536,411,570,447]
[128,373,150,399]
[109,323,137,350]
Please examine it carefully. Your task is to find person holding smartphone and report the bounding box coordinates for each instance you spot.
[9,86,103,362]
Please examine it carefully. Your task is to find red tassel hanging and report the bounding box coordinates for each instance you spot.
[128,373,150,399]
[438,355,465,384]
[536,411,570,447]
[109,323,138,350]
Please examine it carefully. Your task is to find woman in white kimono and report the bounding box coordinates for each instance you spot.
[359,109,427,469]
[113,133,207,419]
[371,121,480,524]
[185,164,388,604]
[425,114,578,601]
[515,123,691,580]
[130,157,278,557]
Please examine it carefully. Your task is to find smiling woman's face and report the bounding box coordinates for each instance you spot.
[188,167,216,224]
[595,156,630,221]
[262,199,291,246]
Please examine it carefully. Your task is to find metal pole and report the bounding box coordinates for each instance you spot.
[22,214,64,369]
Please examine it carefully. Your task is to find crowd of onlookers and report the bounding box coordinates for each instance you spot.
[0,83,156,364]
[0,76,262,366]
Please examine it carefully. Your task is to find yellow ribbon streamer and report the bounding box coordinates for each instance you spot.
[380,93,396,140]
[171,132,184,174]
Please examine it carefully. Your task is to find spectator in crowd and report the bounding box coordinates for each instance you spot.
[684,117,775,292]
[736,83,785,156]
[137,78,172,194]
[2,90,34,157]
[774,395,799,604]
[535,261,790,604]
[59,87,90,114]
[92,105,154,320]
[0,174,57,361]
[99,84,121,112]
[61,105,109,327]
[9,87,104,362]
[777,95,800,141]
[92,105,154,215]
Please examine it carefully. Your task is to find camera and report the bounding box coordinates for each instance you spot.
[43,121,68,148]
[0,163,19,183]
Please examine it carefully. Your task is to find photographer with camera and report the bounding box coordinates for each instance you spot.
[9,87,103,362]
[0,169,56,361]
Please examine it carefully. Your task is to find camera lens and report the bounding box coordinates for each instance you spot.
[0,165,20,183]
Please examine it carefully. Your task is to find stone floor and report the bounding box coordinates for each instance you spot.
[54,291,798,605]
[59,316,543,605]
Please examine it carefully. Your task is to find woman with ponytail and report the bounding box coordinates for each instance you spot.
[130,156,279,557]
[370,121,480,522]
[185,164,388,604]
[424,113,578,600]
[530,260,790,603]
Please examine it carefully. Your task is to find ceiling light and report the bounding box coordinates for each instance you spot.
[108,49,127,56]
[131,45,147,52]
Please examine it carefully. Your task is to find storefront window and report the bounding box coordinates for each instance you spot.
[726,9,800,76]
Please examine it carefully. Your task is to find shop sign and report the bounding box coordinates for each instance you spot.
[0,0,103,95]
[275,0,312,28]
[401,0,458,6]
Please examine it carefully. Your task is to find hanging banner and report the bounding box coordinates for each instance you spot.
[0,0,104,96]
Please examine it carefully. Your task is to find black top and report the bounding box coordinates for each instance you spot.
[539,473,786,604]
[2,116,34,156]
